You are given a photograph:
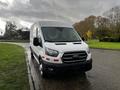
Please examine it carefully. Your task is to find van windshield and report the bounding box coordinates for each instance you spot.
[41,27,81,42]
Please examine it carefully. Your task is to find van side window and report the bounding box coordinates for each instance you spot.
[38,28,41,36]
[36,27,43,47]
[33,26,36,37]
[36,28,38,37]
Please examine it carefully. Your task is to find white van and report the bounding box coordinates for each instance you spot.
[30,20,92,77]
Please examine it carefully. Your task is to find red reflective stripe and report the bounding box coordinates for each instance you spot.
[41,56,45,58]
[46,58,50,60]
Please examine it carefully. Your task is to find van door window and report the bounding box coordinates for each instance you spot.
[36,28,39,37]
[33,26,37,37]
[36,27,43,47]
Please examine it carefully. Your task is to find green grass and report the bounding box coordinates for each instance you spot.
[0,43,29,90]
[0,40,29,43]
[87,40,120,50]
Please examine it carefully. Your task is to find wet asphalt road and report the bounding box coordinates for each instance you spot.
[11,43,120,90]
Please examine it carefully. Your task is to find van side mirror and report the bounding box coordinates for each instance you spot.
[82,37,85,41]
[33,37,39,46]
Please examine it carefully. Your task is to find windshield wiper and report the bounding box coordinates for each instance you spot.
[45,40,81,42]
[45,40,55,42]
[61,40,81,42]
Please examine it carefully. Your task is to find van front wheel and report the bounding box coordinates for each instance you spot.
[39,63,47,78]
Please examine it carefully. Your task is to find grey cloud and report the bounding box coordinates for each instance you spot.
[0,1,8,7]
[0,1,8,9]
[0,0,120,24]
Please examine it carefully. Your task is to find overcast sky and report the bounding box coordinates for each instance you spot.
[0,0,120,35]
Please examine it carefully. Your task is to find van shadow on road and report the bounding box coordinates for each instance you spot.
[29,57,92,90]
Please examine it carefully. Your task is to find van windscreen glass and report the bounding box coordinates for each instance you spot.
[41,27,81,42]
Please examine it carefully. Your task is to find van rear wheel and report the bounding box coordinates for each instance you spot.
[39,63,47,78]
[31,52,34,59]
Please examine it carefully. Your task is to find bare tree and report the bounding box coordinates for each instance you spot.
[94,6,120,42]
[103,6,120,41]
[4,21,17,39]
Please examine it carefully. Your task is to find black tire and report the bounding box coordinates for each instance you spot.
[39,63,47,78]
[31,52,34,59]
[85,63,92,71]
[42,70,47,78]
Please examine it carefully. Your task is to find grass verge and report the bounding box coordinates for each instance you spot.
[0,40,29,43]
[87,40,120,50]
[0,43,29,90]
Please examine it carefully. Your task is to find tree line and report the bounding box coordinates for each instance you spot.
[74,6,120,42]
[2,21,30,40]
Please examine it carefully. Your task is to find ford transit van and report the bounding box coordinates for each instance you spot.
[30,20,92,77]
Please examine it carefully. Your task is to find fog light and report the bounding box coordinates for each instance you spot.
[54,59,59,61]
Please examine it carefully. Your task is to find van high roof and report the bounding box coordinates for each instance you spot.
[37,20,73,28]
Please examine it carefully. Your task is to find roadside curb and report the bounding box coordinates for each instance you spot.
[25,50,36,90]
[90,47,120,51]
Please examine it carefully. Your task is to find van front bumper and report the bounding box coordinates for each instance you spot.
[42,59,92,74]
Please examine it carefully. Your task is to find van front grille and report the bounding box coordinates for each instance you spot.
[62,51,87,63]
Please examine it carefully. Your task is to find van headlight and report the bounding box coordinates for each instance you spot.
[45,47,59,57]
[87,47,90,54]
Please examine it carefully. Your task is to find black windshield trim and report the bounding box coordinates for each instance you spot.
[45,40,81,42]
